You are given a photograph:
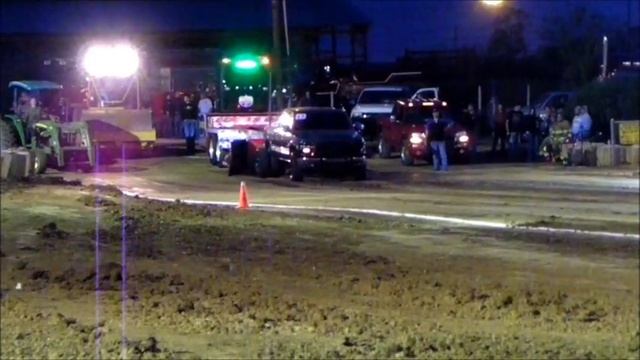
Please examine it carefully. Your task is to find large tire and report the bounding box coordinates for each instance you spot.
[254,149,272,178]
[33,149,48,174]
[270,153,285,177]
[0,120,19,151]
[207,135,218,166]
[228,140,247,176]
[400,145,415,166]
[353,164,367,181]
[378,138,391,158]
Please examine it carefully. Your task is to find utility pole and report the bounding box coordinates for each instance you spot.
[272,0,283,109]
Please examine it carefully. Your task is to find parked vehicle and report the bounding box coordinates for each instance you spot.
[378,99,453,158]
[1,81,94,173]
[528,91,576,121]
[349,86,409,149]
[410,87,440,101]
[376,99,473,166]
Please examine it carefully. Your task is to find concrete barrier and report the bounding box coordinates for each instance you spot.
[1,151,12,179]
[596,144,626,167]
[0,149,33,180]
[568,142,598,166]
[626,144,640,167]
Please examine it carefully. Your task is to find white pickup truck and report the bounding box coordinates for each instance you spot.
[349,86,440,150]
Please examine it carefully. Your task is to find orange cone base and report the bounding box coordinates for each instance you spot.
[237,181,250,209]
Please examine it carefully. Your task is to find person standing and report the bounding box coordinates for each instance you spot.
[24,97,42,144]
[426,105,449,172]
[198,93,213,121]
[491,104,507,158]
[181,95,198,155]
[572,105,592,142]
[522,108,540,162]
[507,105,524,161]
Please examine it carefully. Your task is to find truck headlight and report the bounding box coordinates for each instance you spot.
[301,145,314,155]
[456,131,469,143]
[409,132,425,144]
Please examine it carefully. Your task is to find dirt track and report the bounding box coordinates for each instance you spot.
[1,176,639,358]
[64,153,640,234]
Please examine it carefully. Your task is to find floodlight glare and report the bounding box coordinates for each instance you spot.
[221,57,232,64]
[82,43,139,78]
[481,0,504,6]
[235,59,258,70]
[260,56,270,65]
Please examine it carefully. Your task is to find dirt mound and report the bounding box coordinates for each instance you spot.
[37,222,69,239]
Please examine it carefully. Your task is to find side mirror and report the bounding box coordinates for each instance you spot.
[353,122,364,133]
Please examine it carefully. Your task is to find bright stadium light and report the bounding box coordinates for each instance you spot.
[82,43,140,78]
[481,0,504,6]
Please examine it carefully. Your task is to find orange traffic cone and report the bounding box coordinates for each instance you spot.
[237,181,250,209]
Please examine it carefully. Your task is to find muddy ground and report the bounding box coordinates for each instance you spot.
[1,182,639,359]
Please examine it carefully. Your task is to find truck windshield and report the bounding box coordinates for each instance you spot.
[358,90,406,104]
[293,112,352,131]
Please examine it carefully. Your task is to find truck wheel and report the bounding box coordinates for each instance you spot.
[378,138,391,158]
[207,135,218,166]
[289,159,304,182]
[228,140,247,176]
[0,120,18,150]
[353,165,367,181]
[254,149,272,178]
[270,153,285,177]
[218,150,230,168]
[33,149,48,174]
[400,146,414,166]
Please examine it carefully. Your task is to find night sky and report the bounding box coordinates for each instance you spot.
[1,0,638,63]
[352,0,640,62]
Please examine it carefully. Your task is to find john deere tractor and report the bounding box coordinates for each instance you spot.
[1,80,94,174]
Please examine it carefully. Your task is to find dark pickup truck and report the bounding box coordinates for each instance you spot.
[377,99,474,165]
[254,107,367,181]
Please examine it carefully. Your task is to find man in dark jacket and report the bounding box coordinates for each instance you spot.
[506,105,524,161]
[491,104,507,158]
[521,108,541,162]
[181,95,199,154]
[426,105,449,171]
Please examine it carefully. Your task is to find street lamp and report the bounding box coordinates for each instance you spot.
[481,0,504,6]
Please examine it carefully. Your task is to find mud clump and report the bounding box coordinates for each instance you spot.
[80,194,116,208]
[37,222,69,240]
[84,184,122,197]
[14,260,28,271]
[81,262,122,289]
[29,269,50,281]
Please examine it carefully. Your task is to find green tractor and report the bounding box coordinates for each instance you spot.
[1,81,95,174]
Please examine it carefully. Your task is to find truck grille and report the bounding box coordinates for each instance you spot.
[315,141,361,158]
[360,115,386,141]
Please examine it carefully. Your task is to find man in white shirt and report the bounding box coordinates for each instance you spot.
[198,93,213,121]
[571,105,592,141]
